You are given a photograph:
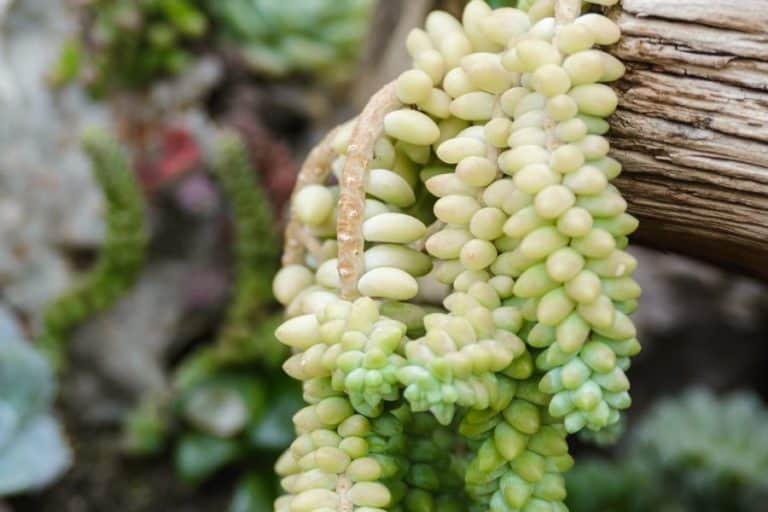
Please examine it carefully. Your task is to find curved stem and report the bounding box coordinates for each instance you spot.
[555,0,582,24]
[282,125,342,266]
[337,473,353,512]
[337,81,400,300]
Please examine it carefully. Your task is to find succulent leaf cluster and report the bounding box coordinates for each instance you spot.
[567,389,768,512]
[273,0,638,510]
[54,0,377,93]
[37,130,147,370]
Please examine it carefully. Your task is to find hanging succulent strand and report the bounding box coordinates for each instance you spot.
[272,0,635,509]
[37,130,147,370]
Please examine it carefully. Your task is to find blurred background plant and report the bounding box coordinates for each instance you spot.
[567,389,768,512]
[123,132,301,510]
[0,307,71,496]
[207,0,375,82]
[36,130,147,371]
[50,0,209,96]
[52,0,376,97]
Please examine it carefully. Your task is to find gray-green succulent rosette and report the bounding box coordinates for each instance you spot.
[0,307,71,495]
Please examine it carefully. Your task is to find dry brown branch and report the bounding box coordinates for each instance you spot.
[295,227,325,264]
[606,0,768,278]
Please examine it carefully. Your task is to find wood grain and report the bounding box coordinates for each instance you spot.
[608,1,768,278]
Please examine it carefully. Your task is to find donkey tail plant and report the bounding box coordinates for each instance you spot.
[37,129,147,370]
[272,0,637,509]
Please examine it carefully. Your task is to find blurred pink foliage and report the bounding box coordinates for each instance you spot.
[136,126,202,193]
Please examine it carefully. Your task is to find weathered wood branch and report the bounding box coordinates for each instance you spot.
[608,0,768,278]
[355,0,768,278]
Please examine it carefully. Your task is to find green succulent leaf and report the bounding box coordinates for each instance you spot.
[123,393,170,455]
[175,433,242,484]
[246,379,302,451]
[182,374,266,438]
[229,472,274,512]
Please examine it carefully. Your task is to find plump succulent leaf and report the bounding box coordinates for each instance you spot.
[0,414,71,495]
[0,342,55,449]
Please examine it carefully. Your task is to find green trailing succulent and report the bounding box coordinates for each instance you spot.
[206,0,375,82]
[0,308,71,495]
[37,130,147,370]
[208,133,286,367]
[51,0,208,94]
[566,389,768,512]
[124,132,298,509]
[272,0,636,509]
[170,132,287,387]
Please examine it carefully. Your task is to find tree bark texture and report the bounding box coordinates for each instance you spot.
[607,0,768,279]
[355,0,768,278]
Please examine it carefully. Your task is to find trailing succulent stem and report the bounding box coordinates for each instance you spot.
[124,132,293,504]
[37,129,147,370]
[165,131,285,394]
[274,0,636,509]
[208,131,286,367]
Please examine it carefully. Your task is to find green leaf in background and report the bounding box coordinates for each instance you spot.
[48,39,82,87]
[205,0,375,81]
[175,433,242,484]
[0,414,72,495]
[229,472,274,512]
[182,375,266,438]
[173,348,222,391]
[122,392,169,455]
[246,379,302,451]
